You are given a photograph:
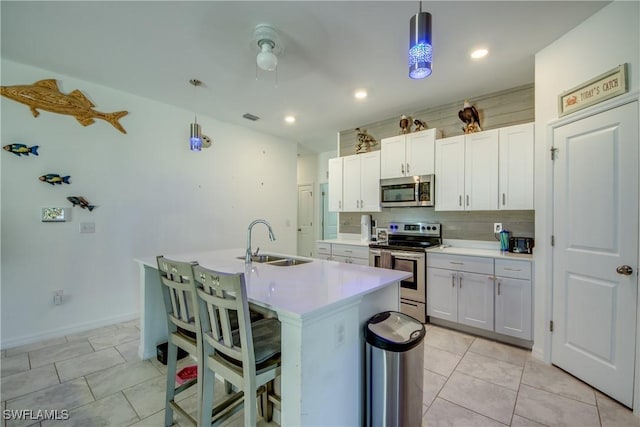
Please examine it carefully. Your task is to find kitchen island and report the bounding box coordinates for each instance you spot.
[135,248,410,426]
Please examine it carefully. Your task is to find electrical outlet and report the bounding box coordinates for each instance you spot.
[53,290,63,305]
[494,223,503,233]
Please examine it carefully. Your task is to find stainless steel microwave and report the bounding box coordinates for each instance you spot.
[380,174,434,207]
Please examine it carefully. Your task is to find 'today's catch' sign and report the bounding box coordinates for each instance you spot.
[558,64,628,117]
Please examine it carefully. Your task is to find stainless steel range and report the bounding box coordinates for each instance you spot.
[369,222,441,323]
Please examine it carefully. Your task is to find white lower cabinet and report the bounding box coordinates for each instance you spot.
[314,242,369,265]
[427,253,532,339]
[494,259,532,340]
[331,244,369,265]
[427,254,494,332]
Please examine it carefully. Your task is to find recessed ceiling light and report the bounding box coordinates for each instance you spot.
[354,90,368,100]
[285,115,296,124]
[471,48,489,59]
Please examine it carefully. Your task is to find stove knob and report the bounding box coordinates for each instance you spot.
[422,226,427,231]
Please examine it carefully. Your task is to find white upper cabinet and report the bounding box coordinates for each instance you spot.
[342,151,381,212]
[435,124,533,211]
[435,135,465,210]
[380,129,436,179]
[498,123,534,210]
[465,129,499,210]
[328,157,343,212]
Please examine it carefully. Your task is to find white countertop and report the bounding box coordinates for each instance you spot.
[316,238,371,247]
[427,245,534,261]
[136,248,410,319]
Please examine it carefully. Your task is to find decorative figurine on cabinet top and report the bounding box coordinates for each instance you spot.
[39,173,71,185]
[67,196,96,211]
[413,118,427,132]
[355,127,378,154]
[3,143,39,157]
[399,115,412,134]
[458,100,482,134]
[1,79,128,134]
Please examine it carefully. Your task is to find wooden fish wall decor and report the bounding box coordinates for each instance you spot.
[40,174,71,185]
[3,143,39,157]
[0,79,128,134]
[67,196,96,211]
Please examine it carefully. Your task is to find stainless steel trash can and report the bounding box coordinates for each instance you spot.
[365,311,426,427]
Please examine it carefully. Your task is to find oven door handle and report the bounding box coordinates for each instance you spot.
[390,252,425,260]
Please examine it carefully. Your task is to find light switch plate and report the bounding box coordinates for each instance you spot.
[79,222,95,233]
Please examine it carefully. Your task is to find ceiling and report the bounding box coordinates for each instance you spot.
[1,1,608,154]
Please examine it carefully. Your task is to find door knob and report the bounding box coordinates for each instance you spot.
[616,265,633,275]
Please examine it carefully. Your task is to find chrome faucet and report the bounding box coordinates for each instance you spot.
[245,219,276,263]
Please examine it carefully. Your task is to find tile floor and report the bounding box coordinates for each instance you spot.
[1,320,638,426]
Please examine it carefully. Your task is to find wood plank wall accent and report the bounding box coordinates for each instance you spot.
[339,83,534,157]
[337,83,535,240]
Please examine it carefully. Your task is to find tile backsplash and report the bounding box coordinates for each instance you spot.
[340,209,534,241]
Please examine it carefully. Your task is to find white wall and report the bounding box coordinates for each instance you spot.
[533,1,640,359]
[1,60,299,348]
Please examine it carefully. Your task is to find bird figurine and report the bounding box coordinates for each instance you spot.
[458,100,482,134]
[355,127,377,154]
[399,115,412,134]
[413,118,427,132]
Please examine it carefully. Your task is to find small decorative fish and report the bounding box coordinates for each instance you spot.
[39,174,71,185]
[1,79,128,134]
[3,143,39,156]
[67,196,96,211]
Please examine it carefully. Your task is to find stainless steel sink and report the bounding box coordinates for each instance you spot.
[236,254,286,263]
[267,258,311,267]
[237,254,311,266]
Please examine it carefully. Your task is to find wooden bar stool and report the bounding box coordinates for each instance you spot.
[192,265,281,426]
[156,256,201,427]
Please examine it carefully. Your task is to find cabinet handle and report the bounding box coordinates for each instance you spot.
[406,163,410,174]
[339,201,342,209]
[401,164,405,175]
[451,274,455,288]
[344,250,352,253]
[497,279,501,295]
[502,193,506,206]
[360,199,364,208]
[459,275,463,288]
[459,195,462,206]
[466,195,470,206]
[504,267,522,272]
[449,261,464,265]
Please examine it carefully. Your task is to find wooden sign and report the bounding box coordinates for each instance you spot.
[558,64,628,117]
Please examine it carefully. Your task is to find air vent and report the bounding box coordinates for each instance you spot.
[242,113,260,121]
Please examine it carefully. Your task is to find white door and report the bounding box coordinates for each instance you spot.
[380,135,406,179]
[328,157,343,212]
[342,155,361,211]
[457,272,494,332]
[426,268,458,322]
[297,184,314,257]
[435,136,465,211]
[320,183,337,240]
[406,128,436,176]
[499,123,534,210]
[360,151,381,212]
[552,101,638,408]
[465,129,499,211]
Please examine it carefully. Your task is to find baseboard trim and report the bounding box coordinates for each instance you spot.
[1,311,139,350]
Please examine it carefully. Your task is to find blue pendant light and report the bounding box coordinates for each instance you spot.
[409,2,432,79]
[190,119,202,152]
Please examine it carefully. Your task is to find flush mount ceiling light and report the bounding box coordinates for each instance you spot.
[253,24,283,72]
[408,2,432,79]
[284,115,296,124]
[354,89,368,100]
[471,48,489,59]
